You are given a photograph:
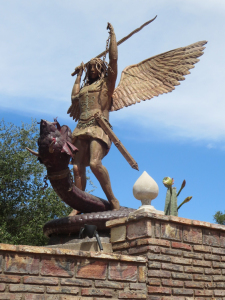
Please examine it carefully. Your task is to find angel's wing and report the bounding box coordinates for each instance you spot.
[67,97,80,121]
[111,41,207,111]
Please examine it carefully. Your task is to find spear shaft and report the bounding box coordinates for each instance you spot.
[71,15,157,76]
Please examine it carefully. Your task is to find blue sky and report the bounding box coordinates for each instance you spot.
[0,0,225,223]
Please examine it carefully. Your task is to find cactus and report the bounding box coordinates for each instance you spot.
[163,177,192,216]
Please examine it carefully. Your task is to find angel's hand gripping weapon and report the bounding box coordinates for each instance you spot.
[71,16,157,76]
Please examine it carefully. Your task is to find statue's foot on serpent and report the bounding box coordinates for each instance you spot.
[110,198,120,210]
[68,209,81,216]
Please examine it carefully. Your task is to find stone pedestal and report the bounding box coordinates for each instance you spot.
[47,231,112,253]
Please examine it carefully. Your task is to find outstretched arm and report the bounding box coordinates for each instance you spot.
[107,23,118,95]
[71,63,83,101]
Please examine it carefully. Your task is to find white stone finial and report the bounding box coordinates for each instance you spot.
[131,171,164,216]
[133,171,158,205]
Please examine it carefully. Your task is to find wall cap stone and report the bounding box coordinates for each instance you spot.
[106,212,225,232]
[0,243,146,263]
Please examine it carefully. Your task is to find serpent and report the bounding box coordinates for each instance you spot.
[26,119,134,236]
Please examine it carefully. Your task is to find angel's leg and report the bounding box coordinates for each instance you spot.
[89,138,120,210]
[73,138,89,191]
[69,138,89,217]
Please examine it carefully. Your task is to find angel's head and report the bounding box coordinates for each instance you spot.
[84,58,108,85]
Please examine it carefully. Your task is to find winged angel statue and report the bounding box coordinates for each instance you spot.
[67,18,207,211]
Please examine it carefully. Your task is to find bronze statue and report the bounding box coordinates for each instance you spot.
[67,18,207,213]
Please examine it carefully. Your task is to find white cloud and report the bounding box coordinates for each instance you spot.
[0,0,225,145]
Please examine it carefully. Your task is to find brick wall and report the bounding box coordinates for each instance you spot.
[106,212,225,299]
[0,243,146,300]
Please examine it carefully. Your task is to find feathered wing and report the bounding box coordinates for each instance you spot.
[111,40,207,111]
[67,97,80,121]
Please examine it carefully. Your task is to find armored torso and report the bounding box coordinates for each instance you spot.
[72,78,112,149]
[79,78,109,120]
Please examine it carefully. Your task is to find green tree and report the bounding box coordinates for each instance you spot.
[0,119,72,246]
[213,211,225,225]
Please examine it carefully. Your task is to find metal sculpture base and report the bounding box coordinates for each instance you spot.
[44,207,135,253]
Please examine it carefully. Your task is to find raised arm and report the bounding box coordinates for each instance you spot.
[71,63,83,101]
[107,23,118,95]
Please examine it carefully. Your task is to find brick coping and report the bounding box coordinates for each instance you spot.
[0,243,146,263]
[105,212,225,231]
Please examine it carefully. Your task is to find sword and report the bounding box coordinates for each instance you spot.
[94,112,139,171]
[71,16,157,76]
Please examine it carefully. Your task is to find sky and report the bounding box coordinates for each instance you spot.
[0,0,225,223]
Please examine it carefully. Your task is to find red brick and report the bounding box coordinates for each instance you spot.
[0,274,20,283]
[203,229,220,246]
[5,254,39,275]
[147,297,161,300]
[213,261,225,268]
[148,279,161,286]
[0,244,17,251]
[195,290,213,296]
[137,238,170,247]
[112,242,130,250]
[185,281,204,288]
[171,242,191,251]
[129,245,160,255]
[170,216,192,225]
[173,289,193,295]
[161,297,185,300]
[172,273,192,280]
[213,275,225,281]
[193,274,211,281]
[220,232,225,247]
[130,282,146,290]
[216,282,225,288]
[147,254,171,262]
[109,261,137,282]
[193,245,211,252]
[205,268,221,275]
[183,226,202,244]
[47,286,79,294]
[214,290,225,296]
[162,279,183,287]
[171,257,192,265]
[0,294,22,300]
[61,297,86,300]
[148,262,161,269]
[24,295,44,300]
[0,283,5,291]
[184,266,203,273]
[161,223,182,241]
[81,288,112,297]
[148,270,171,278]
[24,276,58,285]
[192,259,211,267]
[139,266,147,283]
[212,248,225,255]
[76,260,107,280]
[119,291,146,298]
[183,252,203,259]
[0,255,2,272]
[127,220,151,240]
[162,263,183,272]
[95,280,124,289]
[161,248,182,256]
[9,284,45,293]
[155,222,160,238]
[148,286,171,294]
[61,278,92,287]
[41,256,74,277]
[205,282,216,288]
[205,254,220,261]
[192,220,211,227]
